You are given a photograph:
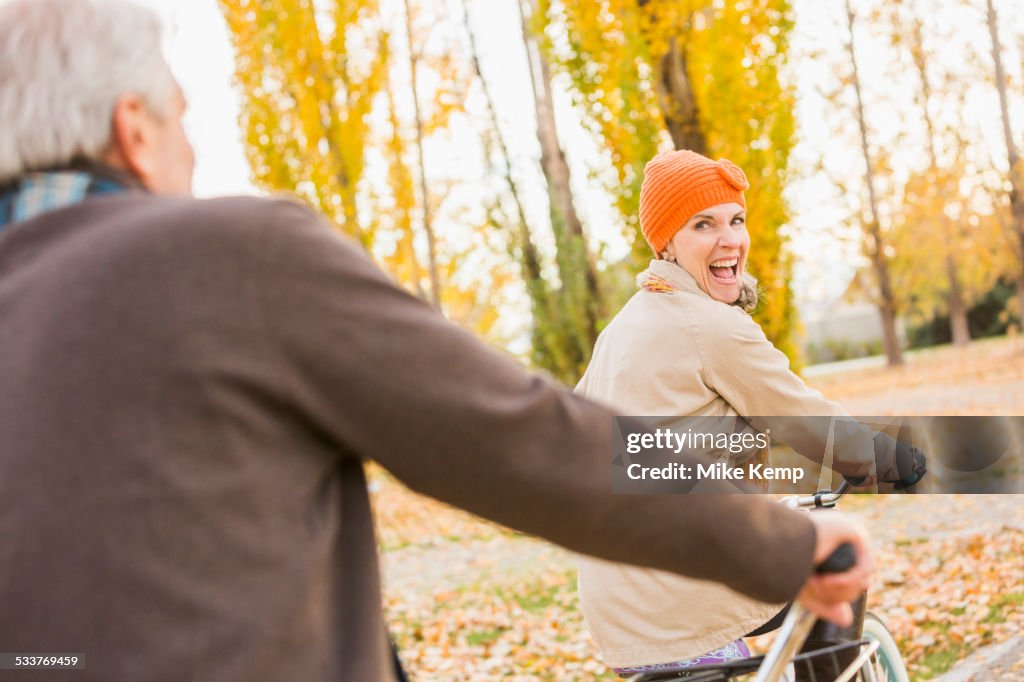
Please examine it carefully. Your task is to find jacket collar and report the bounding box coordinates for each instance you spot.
[640,258,760,312]
[639,258,707,297]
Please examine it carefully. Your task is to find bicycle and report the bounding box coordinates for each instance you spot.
[628,482,910,682]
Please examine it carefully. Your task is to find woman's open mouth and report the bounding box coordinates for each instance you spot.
[709,258,739,284]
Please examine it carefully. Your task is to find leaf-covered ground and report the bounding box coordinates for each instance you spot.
[374,337,1024,680]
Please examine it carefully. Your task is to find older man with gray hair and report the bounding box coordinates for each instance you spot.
[0,1,871,680]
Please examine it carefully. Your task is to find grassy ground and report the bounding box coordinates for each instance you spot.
[374,336,1024,680]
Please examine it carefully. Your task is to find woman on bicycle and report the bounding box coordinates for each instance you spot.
[575,149,920,678]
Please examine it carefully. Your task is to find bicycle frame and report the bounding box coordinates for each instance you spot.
[630,482,886,682]
[757,481,876,682]
[752,604,880,682]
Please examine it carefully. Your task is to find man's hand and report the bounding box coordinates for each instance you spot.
[797,511,873,626]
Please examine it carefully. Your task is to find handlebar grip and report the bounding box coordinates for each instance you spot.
[815,542,857,574]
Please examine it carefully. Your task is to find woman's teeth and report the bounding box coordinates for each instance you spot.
[709,258,738,281]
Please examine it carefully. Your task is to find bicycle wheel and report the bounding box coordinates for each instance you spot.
[861,612,909,682]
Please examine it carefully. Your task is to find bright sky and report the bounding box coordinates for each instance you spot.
[136,0,1024,317]
[132,0,255,198]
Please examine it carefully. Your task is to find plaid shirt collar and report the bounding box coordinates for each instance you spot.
[0,162,140,232]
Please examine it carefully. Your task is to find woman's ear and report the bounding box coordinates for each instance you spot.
[660,246,676,262]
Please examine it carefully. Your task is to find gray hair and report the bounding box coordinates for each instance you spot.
[0,0,176,184]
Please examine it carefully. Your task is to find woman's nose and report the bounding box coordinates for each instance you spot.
[718,233,742,249]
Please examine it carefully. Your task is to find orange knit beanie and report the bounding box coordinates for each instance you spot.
[639,149,750,254]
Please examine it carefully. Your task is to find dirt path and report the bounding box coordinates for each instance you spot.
[382,535,569,599]
[853,494,1024,544]
[379,338,1024,679]
[380,491,1019,675]
[806,336,1024,416]
[382,494,1024,602]
[933,637,1024,681]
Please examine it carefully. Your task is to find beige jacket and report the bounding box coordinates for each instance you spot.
[575,259,874,668]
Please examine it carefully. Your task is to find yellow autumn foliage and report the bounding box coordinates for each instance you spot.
[537,0,802,361]
[220,0,512,343]
[219,0,388,244]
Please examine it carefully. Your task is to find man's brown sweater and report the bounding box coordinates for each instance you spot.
[0,192,815,680]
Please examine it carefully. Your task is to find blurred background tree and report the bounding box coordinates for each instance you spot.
[800,0,1022,362]
[219,0,387,244]
[220,0,516,344]
[218,0,1024,380]
[532,0,802,362]
[984,0,1024,318]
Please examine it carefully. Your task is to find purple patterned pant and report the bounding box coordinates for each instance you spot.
[613,639,751,677]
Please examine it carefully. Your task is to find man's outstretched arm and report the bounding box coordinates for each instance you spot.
[252,199,853,606]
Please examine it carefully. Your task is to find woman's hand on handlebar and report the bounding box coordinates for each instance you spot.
[875,434,929,489]
[797,512,873,627]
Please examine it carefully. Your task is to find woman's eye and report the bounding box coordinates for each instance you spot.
[695,221,711,230]
[732,217,746,226]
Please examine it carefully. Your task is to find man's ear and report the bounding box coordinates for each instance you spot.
[104,94,157,184]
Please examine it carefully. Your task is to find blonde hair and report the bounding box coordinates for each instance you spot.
[735,273,759,313]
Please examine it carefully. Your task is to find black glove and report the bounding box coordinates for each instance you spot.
[877,434,927,489]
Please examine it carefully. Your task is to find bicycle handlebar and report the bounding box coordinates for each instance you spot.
[784,488,859,575]
[780,481,852,510]
[815,542,857,574]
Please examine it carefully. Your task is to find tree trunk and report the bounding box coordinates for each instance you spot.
[656,36,708,154]
[986,0,1024,327]
[1017,275,1024,326]
[518,0,603,357]
[518,0,591,243]
[909,11,970,348]
[946,253,971,347]
[460,0,543,285]
[403,0,442,308]
[386,84,427,302]
[846,0,903,365]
